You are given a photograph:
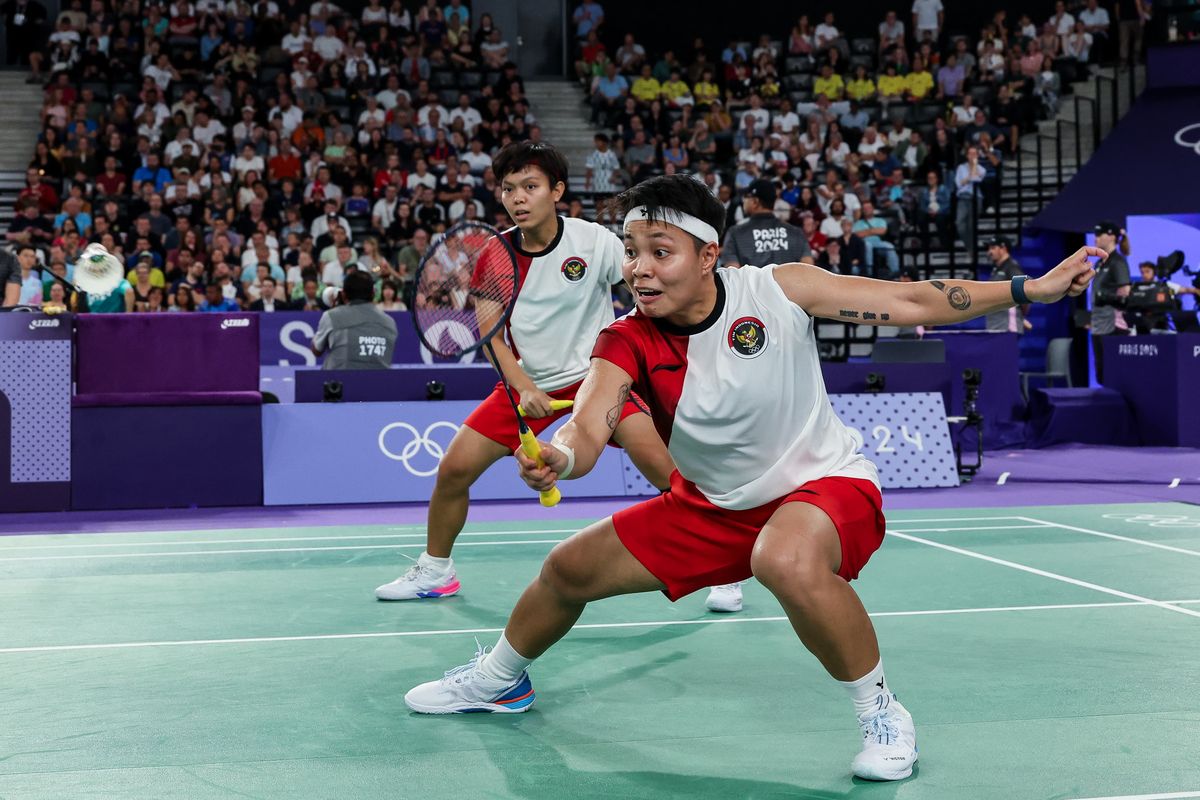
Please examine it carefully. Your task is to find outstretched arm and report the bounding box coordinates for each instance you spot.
[515,357,634,491]
[773,246,1103,327]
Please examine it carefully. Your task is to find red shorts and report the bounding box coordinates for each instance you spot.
[612,471,885,601]
[463,379,644,451]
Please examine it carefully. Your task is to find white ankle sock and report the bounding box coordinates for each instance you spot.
[839,659,889,716]
[478,633,534,683]
[418,551,452,573]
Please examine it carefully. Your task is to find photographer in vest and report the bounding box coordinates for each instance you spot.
[311,269,398,369]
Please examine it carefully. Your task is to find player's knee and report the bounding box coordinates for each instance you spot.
[750,535,830,593]
[435,452,477,490]
[539,542,596,604]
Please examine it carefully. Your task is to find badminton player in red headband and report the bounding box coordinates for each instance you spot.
[404,174,1102,782]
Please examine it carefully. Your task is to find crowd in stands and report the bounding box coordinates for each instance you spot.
[575,0,1136,274]
[0,0,1148,311]
[5,0,548,311]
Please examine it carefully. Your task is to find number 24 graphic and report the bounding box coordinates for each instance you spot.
[870,425,923,453]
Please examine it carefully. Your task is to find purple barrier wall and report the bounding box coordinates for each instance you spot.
[1104,334,1200,447]
[76,313,260,394]
[0,313,71,512]
[72,405,263,510]
[262,402,649,506]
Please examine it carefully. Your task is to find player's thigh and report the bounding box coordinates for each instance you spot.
[751,501,843,587]
[611,411,674,491]
[437,423,511,487]
[541,517,667,602]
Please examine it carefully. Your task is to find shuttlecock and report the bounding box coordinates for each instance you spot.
[74,243,125,296]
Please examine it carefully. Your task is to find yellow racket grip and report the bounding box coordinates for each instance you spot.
[517,399,574,417]
[519,428,561,507]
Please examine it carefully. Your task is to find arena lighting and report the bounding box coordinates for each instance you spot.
[322,380,344,403]
[425,380,446,401]
[865,372,886,394]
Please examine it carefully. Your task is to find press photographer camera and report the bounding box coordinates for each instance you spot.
[1127,251,1200,333]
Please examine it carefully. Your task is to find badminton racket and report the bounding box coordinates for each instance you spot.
[411,221,564,507]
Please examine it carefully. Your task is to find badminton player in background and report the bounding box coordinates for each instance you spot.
[375,141,675,602]
[404,175,1102,781]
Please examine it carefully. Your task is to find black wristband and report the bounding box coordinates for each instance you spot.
[1011,275,1030,305]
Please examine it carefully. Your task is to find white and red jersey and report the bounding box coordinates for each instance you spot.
[500,217,625,392]
[593,265,878,510]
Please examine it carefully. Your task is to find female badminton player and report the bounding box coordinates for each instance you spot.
[375,142,675,602]
[403,175,1102,781]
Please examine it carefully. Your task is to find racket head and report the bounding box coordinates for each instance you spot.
[411,221,520,360]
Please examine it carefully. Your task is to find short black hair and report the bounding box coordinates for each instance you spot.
[492,141,569,187]
[614,174,726,250]
[343,270,376,302]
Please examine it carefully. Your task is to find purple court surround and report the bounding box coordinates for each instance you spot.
[2,445,1196,536]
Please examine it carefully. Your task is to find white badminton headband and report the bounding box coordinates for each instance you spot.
[622,206,720,245]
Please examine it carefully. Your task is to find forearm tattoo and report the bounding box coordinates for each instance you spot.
[605,383,631,430]
[839,309,891,321]
[930,280,971,311]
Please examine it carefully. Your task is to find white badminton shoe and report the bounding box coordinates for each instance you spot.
[375,559,460,600]
[704,582,743,612]
[851,694,918,781]
[405,644,536,714]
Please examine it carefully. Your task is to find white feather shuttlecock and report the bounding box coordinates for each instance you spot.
[74,243,125,296]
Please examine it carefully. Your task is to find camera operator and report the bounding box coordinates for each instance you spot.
[1130,260,1199,333]
[1090,221,1131,382]
[311,269,397,370]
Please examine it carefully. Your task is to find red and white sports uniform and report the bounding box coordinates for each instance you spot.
[593,265,885,599]
[464,217,643,448]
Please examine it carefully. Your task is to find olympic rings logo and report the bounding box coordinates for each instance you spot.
[1102,512,1200,528]
[378,421,460,476]
[1173,123,1200,155]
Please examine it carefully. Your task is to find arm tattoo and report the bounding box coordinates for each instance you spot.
[931,280,971,311]
[605,383,631,430]
[839,309,891,321]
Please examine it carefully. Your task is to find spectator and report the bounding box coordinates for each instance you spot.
[572,0,604,43]
[198,281,239,311]
[852,200,899,276]
[911,0,943,43]
[914,169,951,242]
[585,133,621,197]
[377,278,406,311]
[615,32,646,73]
[591,61,628,126]
[954,145,986,252]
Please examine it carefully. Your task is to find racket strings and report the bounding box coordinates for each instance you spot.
[413,223,519,359]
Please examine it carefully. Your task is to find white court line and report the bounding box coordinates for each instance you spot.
[997,471,1011,485]
[0,528,581,550]
[1018,516,1200,558]
[887,531,1200,620]
[0,539,568,562]
[1069,792,1200,800]
[0,523,1050,551]
[2,599,1195,655]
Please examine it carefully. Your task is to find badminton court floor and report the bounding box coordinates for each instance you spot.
[1,501,1198,799]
